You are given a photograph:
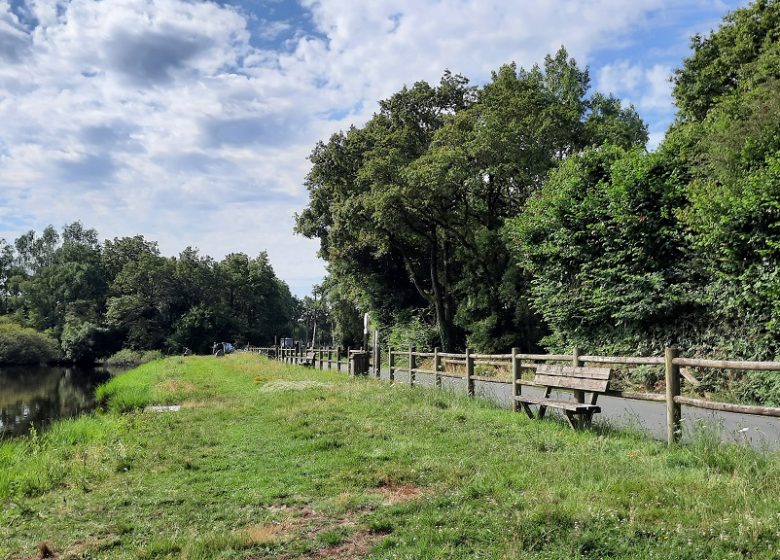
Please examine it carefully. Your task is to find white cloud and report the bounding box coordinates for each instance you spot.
[0,0,693,294]
[597,60,675,149]
[598,61,674,110]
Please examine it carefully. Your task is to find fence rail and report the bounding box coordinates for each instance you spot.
[247,339,780,445]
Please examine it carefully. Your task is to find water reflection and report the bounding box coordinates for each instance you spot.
[0,365,115,437]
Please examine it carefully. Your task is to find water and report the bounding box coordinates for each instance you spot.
[0,365,116,437]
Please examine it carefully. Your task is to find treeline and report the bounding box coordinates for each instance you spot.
[0,224,300,363]
[298,0,780,368]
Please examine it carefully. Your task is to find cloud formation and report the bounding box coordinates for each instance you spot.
[0,0,741,294]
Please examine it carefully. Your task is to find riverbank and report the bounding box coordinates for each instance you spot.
[2,354,780,558]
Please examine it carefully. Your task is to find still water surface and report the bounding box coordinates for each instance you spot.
[0,365,118,437]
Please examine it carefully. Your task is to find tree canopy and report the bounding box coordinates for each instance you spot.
[297,48,646,351]
[0,224,299,362]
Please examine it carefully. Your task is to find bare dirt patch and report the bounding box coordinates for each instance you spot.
[375,482,425,505]
[21,535,121,560]
[243,522,291,545]
[251,504,386,559]
[310,529,382,559]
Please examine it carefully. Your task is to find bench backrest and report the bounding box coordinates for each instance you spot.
[533,364,611,393]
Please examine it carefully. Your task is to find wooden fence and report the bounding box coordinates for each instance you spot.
[246,342,780,445]
[387,346,780,445]
[245,343,381,376]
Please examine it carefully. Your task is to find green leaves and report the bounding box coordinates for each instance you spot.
[506,147,694,353]
[298,49,647,352]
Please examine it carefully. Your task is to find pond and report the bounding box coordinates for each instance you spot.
[0,365,120,438]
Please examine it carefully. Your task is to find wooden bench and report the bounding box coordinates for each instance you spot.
[515,364,612,429]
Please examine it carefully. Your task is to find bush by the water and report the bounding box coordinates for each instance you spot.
[105,348,163,367]
[0,320,59,365]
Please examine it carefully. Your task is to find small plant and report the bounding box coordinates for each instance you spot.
[316,528,347,547]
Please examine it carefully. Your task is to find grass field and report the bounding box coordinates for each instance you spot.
[2,354,780,559]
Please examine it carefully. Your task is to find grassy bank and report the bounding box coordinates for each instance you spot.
[2,355,780,559]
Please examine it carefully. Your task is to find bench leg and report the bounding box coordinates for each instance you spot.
[520,402,535,420]
[564,410,578,430]
[582,412,594,429]
[538,405,547,420]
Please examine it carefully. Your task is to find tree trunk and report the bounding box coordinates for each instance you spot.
[429,241,457,352]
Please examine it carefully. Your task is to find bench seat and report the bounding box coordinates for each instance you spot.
[514,395,600,413]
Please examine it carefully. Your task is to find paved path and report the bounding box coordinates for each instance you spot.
[288,357,780,450]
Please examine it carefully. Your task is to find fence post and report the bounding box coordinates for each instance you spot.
[511,347,520,411]
[328,348,333,369]
[466,348,474,397]
[389,349,395,383]
[346,347,351,377]
[374,330,381,377]
[434,347,441,388]
[318,346,323,370]
[409,345,416,387]
[665,347,682,445]
[572,347,584,404]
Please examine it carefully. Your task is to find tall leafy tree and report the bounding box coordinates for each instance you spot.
[669,0,780,359]
[298,49,645,351]
[297,72,476,350]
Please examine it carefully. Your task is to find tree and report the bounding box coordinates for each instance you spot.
[668,0,780,358]
[298,49,645,351]
[106,252,178,349]
[297,72,475,350]
[673,0,780,122]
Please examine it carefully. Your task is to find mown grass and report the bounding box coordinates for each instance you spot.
[2,354,780,559]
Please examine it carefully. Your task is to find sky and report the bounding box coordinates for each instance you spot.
[0,0,749,296]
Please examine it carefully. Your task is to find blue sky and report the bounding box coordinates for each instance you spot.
[0,0,748,296]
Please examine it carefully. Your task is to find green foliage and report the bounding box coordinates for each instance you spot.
[665,1,780,362]
[105,348,164,367]
[683,155,780,355]
[298,48,645,351]
[0,318,59,365]
[387,312,439,351]
[673,0,780,121]
[60,315,114,363]
[507,147,694,353]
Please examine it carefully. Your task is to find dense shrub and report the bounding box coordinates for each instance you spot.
[0,319,60,365]
[506,147,695,354]
[387,313,439,352]
[105,348,164,367]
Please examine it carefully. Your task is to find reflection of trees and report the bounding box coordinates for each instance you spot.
[0,366,111,436]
